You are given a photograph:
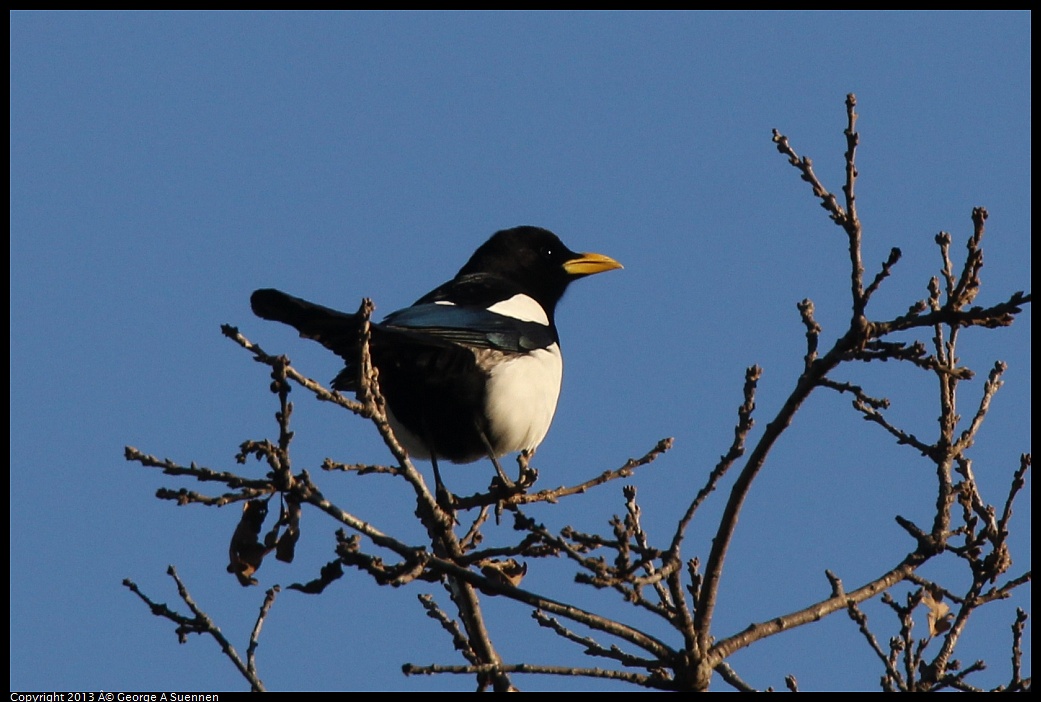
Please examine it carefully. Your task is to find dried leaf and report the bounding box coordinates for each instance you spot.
[479,558,527,591]
[227,499,273,587]
[276,499,302,564]
[922,587,953,637]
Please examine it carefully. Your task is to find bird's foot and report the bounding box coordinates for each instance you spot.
[434,481,459,516]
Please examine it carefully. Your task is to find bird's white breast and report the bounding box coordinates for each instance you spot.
[482,343,563,457]
[479,293,562,456]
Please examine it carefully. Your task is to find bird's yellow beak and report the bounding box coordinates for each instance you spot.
[563,252,623,276]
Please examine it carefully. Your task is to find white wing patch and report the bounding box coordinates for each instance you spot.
[486,294,550,325]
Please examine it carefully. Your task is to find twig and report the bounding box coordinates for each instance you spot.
[402,661,666,690]
[123,567,267,691]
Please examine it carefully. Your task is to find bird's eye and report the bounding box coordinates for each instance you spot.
[540,246,554,258]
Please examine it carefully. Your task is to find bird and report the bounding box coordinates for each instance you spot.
[250,226,622,494]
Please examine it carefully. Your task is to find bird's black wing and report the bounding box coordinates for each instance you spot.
[251,288,556,393]
[381,303,557,353]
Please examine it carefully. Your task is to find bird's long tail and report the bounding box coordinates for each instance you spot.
[250,288,362,359]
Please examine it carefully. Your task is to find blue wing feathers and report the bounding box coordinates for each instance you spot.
[381,304,555,353]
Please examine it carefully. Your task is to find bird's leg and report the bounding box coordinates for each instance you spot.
[430,453,455,511]
[420,420,455,511]
[477,428,516,490]
[431,453,445,492]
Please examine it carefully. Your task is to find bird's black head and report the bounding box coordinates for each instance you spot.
[456,226,622,313]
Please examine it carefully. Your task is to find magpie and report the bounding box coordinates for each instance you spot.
[250,226,621,492]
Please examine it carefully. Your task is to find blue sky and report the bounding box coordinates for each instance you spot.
[10,11,1030,692]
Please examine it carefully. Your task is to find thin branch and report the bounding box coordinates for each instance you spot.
[221,324,366,415]
[845,599,906,690]
[707,549,934,666]
[532,610,665,669]
[953,361,1006,453]
[124,447,274,491]
[417,593,480,666]
[247,586,280,677]
[1009,608,1028,691]
[851,396,937,457]
[452,437,674,510]
[771,130,847,226]
[668,365,760,569]
[713,661,760,691]
[863,247,903,306]
[798,300,822,368]
[123,567,267,691]
[402,661,668,690]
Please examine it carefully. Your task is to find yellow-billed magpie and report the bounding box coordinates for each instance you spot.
[250,226,621,490]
